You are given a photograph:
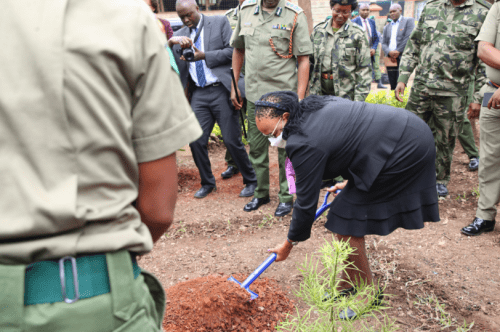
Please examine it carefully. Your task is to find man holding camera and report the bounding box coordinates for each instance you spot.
[169,0,257,199]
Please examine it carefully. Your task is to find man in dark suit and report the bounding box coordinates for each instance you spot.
[168,0,256,199]
[352,4,384,88]
[381,4,415,90]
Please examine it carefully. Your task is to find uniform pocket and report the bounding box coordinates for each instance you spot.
[112,309,160,332]
[141,270,166,329]
[270,29,291,54]
[423,20,439,42]
[239,27,255,49]
[342,47,357,65]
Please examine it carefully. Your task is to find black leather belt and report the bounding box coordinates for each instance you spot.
[199,82,221,88]
[489,81,499,89]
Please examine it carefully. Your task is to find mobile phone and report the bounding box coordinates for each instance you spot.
[482,92,494,107]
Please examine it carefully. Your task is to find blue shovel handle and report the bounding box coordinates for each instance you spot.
[314,187,340,219]
[240,253,277,289]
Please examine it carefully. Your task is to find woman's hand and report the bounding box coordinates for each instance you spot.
[326,180,347,196]
[268,240,294,262]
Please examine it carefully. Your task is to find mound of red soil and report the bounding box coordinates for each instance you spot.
[163,274,295,332]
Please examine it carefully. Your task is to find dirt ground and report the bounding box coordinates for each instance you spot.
[139,105,500,331]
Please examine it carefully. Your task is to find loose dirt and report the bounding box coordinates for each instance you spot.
[139,117,500,331]
[163,275,294,332]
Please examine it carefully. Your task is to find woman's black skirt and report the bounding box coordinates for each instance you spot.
[325,114,440,237]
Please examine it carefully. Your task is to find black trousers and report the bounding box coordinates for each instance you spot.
[189,84,256,188]
[387,57,401,90]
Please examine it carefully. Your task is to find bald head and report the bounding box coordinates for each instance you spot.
[389,3,402,11]
[359,3,370,18]
[389,3,402,21]
[176,0,201,28]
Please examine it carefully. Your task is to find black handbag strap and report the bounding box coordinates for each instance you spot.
[192,15,204,45]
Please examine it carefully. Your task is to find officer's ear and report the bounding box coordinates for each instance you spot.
[283,112,290,122]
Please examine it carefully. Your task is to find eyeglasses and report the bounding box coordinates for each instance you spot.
[332,8,352,16]
[264,118,283,138]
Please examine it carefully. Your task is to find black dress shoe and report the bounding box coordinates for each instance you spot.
[339,289,384,320]
[221,166,239,179]
[461,217,495,236]
[468,157,479,171]
[322,287,357,302]
[194,186,216,199]
[239,183,256,197]
[244,196,270,212]
[437,183,448,197]
[275,201,293,217]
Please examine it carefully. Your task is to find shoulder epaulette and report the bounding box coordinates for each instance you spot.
[285,1,303,13]
[313,18,329,30]
[425,0,439,5]
[350,22,364,32]
[225,8,234,15]
[476,0,491,9]
[241,0,257,8]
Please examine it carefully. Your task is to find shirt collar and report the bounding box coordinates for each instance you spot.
[445,0,474,7]
[192,15,204,32]
[327,18,350,35]
[391,16,402,24]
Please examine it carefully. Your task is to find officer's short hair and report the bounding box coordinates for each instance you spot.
[330,0,358,12]
[150,0,159,13]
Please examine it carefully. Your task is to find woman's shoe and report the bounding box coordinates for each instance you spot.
[322,287,357,302]
[338,288,384,320]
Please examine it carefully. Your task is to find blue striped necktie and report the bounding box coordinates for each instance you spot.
[194,28,206,88]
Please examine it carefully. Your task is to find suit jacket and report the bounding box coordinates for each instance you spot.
[171,15,245,97]
[285,97,412,241]
[381,16,415,58]
[352,17,379,50]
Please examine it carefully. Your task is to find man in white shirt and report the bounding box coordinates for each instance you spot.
[381,4,415,90]
[352,4,384,88]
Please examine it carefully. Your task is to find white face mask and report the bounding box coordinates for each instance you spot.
[269,132,287,148]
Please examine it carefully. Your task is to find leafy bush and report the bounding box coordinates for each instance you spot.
[212,121,248,145]
[365,88,410,109]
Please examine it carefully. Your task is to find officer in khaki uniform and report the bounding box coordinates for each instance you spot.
[230,0,313,217]
[0,1,202,331]
[461,0,500,236]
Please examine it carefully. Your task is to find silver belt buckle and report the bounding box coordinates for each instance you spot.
[59,256,80,304]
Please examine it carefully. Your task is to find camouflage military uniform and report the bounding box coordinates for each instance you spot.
[398,0,490,185]
[309,18,371,101]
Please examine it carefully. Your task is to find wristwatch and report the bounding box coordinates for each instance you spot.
[287,238,299,246]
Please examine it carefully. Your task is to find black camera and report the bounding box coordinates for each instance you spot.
[177,47,195,62]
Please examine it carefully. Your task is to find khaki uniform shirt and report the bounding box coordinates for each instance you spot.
[475,0,500,84]
[225,6,240,30]
[230,0,313,102]
[0,0,202,264]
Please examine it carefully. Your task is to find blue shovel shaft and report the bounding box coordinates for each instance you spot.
[240,253,277,288]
